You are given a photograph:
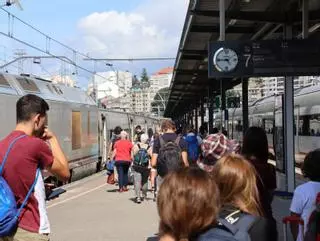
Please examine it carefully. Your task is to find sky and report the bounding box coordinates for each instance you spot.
[0,0,189,89]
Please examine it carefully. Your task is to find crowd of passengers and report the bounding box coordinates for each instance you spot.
[107,119,320,241]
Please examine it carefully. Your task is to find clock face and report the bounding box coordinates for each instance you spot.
[213,48,238,72]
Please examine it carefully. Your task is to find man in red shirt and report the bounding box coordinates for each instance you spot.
[0,94,70,241]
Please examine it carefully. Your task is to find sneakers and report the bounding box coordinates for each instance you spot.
[135,197,141,204]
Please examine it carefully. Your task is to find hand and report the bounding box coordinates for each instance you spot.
[42,127,55,140]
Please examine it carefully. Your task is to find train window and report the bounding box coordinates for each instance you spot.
[0,74,10,87]
[72,111,82,150]
[16,77,40,92]
[299,114,320,136]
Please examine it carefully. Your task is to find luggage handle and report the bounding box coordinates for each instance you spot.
[282,216,304,225]
[282,216,304,241]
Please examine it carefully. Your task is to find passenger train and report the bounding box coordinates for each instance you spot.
[0,73,161,186]
[214,84,320,166]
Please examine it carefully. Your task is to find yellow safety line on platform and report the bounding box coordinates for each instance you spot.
[47,183,107,209]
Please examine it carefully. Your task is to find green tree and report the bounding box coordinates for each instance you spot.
[141,68,149,83]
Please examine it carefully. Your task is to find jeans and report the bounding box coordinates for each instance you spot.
[133,166,150,199]
[115,161,131,189]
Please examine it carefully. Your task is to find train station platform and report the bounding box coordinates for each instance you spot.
[47,171,305,241]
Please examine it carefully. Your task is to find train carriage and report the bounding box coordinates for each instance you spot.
[0,73,161,186]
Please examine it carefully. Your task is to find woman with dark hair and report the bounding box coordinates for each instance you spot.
[242,127,277,231]
[290,149,320,241]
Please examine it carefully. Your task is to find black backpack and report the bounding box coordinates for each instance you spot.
[157,135,182,177]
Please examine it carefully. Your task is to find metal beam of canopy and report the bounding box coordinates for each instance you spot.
[191,9,320,23]
[190,25,256,33]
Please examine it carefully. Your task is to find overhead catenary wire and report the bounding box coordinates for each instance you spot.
[0,8,111,81]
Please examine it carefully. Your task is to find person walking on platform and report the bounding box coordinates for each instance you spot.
[107,126,122,184]
[156,168,220,241]
[182,125,202,166]
[132,134,152,203]
[112,131,133,192]
[151,120,188,198]
[242,127,277,231]
[197,133,240,173]
[290,149,320,241]
[212,154,278,241]
[0,94,70,241]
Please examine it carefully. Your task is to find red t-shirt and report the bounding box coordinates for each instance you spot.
[114,140,133,162]
[0,131,54,234]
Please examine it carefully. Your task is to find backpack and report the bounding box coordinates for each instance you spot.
[157,135,182,177]
[197,212,256,241]
[0,135,40,237]
[133,144,150,167]
[184,134,199,162]
[305,192,320,241]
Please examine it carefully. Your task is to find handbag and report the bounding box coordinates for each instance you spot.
[106,160,115,172]
[106,173,115,185]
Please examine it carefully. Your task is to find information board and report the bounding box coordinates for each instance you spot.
[208,39,320,78]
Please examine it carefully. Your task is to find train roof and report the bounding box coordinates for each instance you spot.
[294,84,320,96]
[0,73,96,105]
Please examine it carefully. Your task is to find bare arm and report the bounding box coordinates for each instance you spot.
[290,212,301,241]
[46,133,70,182]
[107,142,113,159]
[181,151,189,167]
[111,148,116,160]
[151,153,158,168]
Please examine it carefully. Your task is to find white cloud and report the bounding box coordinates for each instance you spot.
[77,0,189,59]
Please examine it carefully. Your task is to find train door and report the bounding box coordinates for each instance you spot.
[273,95,285,172]
[100,114,108,164]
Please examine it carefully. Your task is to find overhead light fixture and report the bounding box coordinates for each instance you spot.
[229,19,237,25]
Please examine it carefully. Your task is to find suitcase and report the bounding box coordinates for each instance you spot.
[282,216,304,241]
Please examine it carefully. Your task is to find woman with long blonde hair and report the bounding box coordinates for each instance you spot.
[212,154,278,240]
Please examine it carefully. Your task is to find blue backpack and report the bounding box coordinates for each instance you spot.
[184,134,199,162]
[0,135,40,237]
[197,214,256,241]
[133,144,150,167]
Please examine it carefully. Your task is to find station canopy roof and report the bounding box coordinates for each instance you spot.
[165,0,320,118]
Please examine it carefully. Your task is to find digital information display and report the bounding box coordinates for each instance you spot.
[208,39,320,78]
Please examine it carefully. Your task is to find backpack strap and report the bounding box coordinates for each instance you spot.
[159,136,165,148]
[217,218,239,235]
[16,168,40,218]
[0,135,27,176]
[137,143,141,150]
[233,213,257,232]
[218,212,257,236]
[0,134,40,219]
[174,135,181,146]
